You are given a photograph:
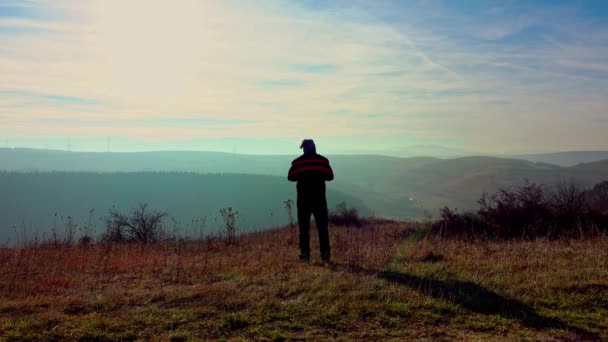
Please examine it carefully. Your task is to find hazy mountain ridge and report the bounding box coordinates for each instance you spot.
[1,148,607,220]
[511,151,608,167]
[383,157,608,210]
[0,148,430,219]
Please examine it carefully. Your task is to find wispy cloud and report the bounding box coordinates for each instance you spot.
[1,0,607,153]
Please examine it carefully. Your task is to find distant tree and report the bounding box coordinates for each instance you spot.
[103,203,168,243]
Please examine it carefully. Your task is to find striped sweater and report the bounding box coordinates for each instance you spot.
[288,153,334,197]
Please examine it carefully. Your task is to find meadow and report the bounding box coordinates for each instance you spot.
[1,219,606,341]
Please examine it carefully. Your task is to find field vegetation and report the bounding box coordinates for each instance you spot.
[1,209,606,340]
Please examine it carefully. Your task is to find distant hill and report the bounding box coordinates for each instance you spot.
[0,172,371,242]
[512,151,608,166]
[377,157,608,210]
[0,148,438,179]
[1,148,606,220]
[0,148,289,174]
[563,159,608,185]
[0,148,430,218]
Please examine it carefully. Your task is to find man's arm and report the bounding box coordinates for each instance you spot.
[288,163,298,182]
[324,161,334,181]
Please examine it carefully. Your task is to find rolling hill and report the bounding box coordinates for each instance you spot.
[512,151,608,166]
[375,157,608,210]
[1,148,606,221]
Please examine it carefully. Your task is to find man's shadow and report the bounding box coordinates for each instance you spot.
[333,264,600,341]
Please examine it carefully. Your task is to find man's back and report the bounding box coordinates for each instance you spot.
[288,152,334,198]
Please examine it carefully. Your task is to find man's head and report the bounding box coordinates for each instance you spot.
[300,139,316,154]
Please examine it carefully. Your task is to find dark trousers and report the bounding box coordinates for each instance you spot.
[297,197,330,261]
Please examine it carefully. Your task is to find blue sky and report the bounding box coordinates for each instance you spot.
[1,0,607,155]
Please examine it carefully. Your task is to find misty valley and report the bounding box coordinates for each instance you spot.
[1,148,607,244]
[0,171,370,244]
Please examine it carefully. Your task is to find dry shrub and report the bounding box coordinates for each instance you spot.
[219,207,239,243]
[329,202,363,227]
[587,181,608,215]
[433,179,608,240]
[101,203,169,244]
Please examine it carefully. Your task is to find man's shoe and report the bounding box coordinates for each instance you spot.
[321,253,331,264]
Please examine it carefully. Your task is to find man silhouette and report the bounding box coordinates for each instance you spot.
[288,139,334,262]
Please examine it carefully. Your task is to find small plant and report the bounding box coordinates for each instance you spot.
[79,208,96,246]
[63,215,77,245]
[219,207,238,243]
[284,199,294,228]
[190,216,208,240]
[51,212,58,246]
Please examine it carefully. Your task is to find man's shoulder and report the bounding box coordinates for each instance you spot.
[312,153,330,163]
[315,153,329,161]
[291,155,305,163]
[291,153,329,164]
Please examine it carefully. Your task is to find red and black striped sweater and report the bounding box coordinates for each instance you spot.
[288,153,334,198]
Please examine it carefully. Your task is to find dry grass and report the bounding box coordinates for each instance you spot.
[1,221,607,341]
[395,232,608,341]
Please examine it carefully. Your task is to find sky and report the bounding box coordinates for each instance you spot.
[1,0,607,156]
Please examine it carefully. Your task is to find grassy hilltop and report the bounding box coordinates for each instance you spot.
[1,220,606,341]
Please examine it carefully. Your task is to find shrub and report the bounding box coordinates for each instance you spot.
[434,207,489,239]
[477,180,552,238]
[432,179,608,239]
[78,235,94,246]
[586,181,608,214]
[329,202,363,227]
[101,203,168,243]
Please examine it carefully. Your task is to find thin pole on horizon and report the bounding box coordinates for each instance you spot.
[107,136,110,153]
[232,145,237,160]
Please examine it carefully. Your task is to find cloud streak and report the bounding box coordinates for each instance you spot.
[1,0,607,154]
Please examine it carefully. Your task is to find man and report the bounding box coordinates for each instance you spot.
[288,139,334,262]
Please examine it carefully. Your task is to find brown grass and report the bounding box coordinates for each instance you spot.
[1,221,607,341]
[0,221,407,340]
